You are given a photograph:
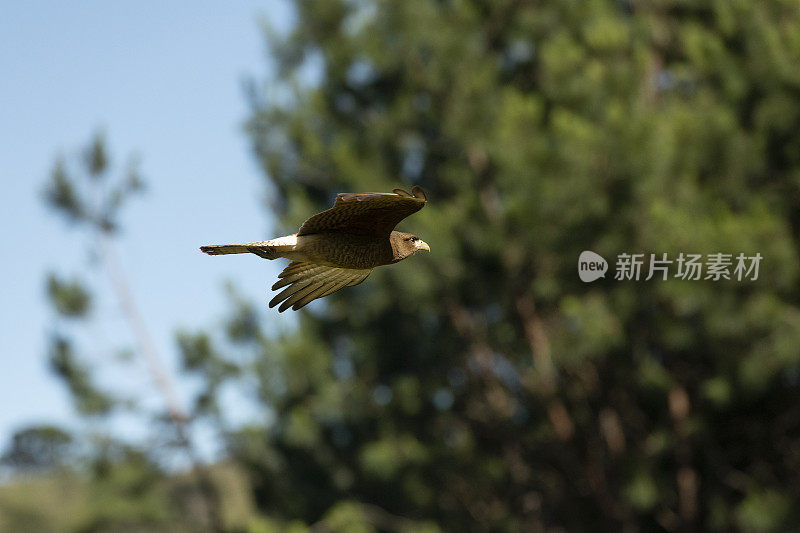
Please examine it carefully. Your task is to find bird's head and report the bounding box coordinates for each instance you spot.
[391,231,430,260]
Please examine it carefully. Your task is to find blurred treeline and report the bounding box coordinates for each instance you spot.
[4,0,800,531]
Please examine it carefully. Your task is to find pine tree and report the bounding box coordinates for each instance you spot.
[232,1,800,530]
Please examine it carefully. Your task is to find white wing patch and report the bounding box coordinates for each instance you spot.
[270,261,371,312]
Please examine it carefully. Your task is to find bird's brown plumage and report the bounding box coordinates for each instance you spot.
[298,187,426,236]
[201,186,429,311]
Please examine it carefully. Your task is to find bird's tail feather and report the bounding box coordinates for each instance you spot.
[201,236,297,259]
[200,243,259,255]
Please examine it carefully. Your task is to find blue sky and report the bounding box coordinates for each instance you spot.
[0,2,294,453]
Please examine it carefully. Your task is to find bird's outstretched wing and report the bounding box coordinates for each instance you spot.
[269,261,372,312]
[297,186,427,237]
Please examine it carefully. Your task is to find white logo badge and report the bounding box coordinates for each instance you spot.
[578,250,608,282]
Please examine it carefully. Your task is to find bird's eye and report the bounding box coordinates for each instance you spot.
[411,236,418,242]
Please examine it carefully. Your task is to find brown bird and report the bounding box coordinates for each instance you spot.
[201,186,429,312]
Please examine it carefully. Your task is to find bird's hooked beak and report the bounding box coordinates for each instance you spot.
[417,240,431,252]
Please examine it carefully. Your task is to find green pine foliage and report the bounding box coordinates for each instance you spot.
[239,1,800,530]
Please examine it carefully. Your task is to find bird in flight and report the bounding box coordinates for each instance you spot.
[201,186,429,312]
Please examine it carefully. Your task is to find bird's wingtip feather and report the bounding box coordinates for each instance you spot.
[393,186,426,201]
